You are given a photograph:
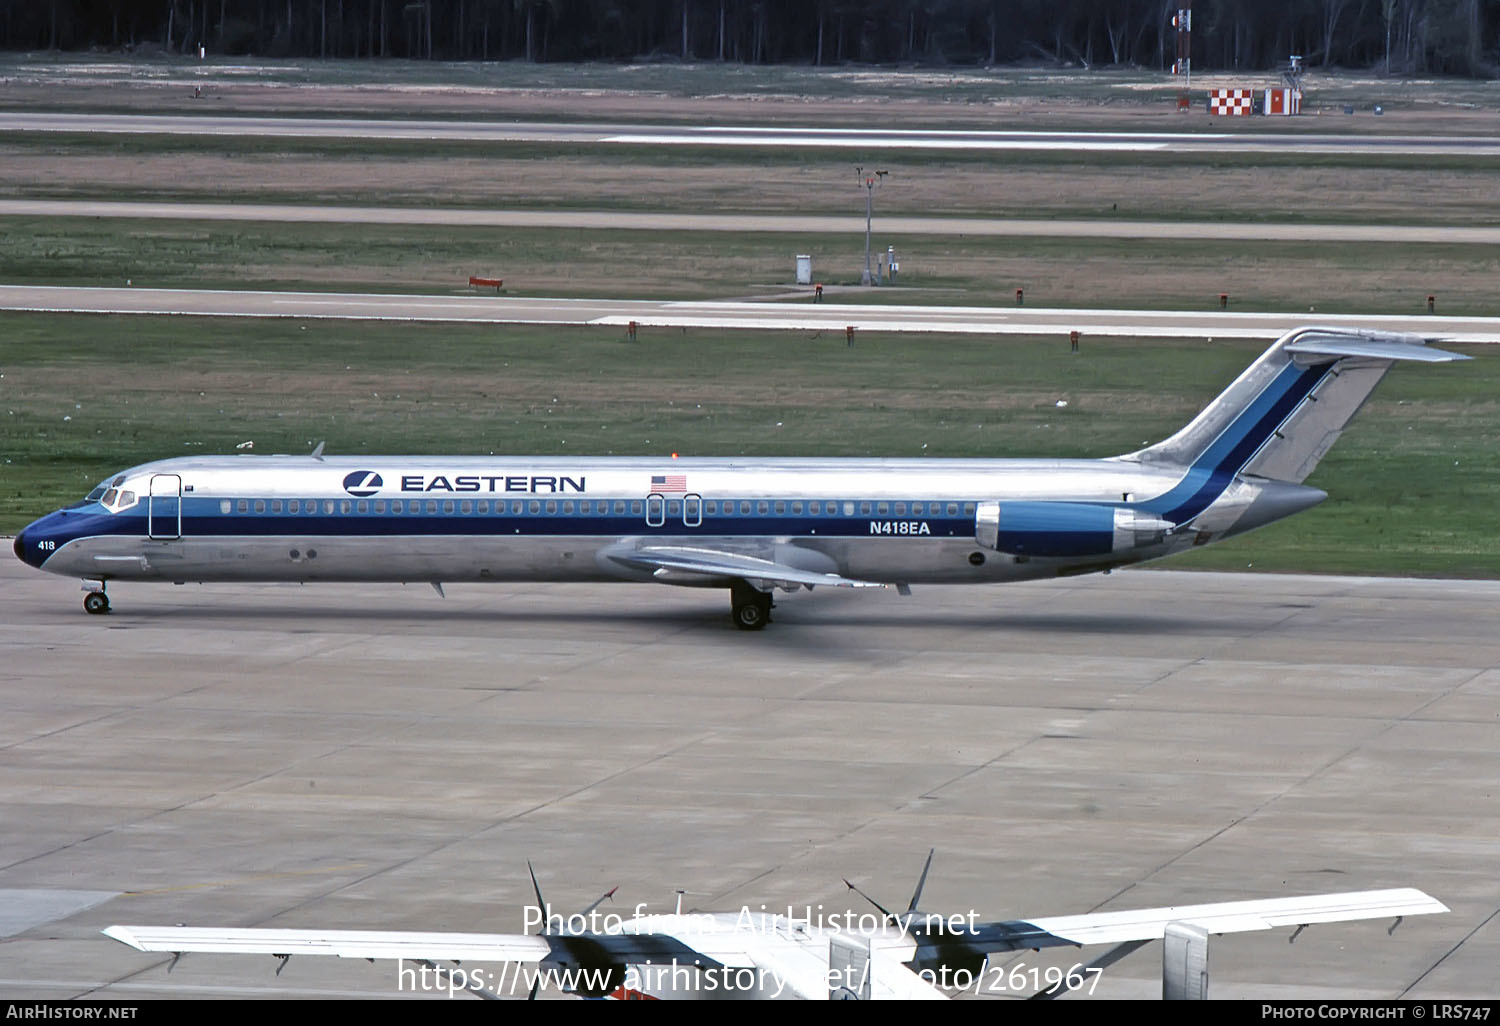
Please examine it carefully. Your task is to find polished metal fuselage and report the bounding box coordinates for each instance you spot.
[16,453,1297,588]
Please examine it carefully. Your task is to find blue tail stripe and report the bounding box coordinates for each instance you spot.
[1140,360,1330,523]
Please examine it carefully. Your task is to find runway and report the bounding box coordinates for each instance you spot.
[5,284,1499,341]
[1,558,1496,998]
[7,111,1500,156]
[3,197,1494,245]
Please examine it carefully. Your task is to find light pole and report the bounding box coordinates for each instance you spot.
[856,166,888,286]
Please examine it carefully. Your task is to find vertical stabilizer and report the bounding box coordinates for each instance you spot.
[1119,329,1469,524]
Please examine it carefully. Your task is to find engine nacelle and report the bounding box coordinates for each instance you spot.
[975,501,1174,558]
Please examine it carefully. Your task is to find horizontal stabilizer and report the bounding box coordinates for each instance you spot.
[1284,336,1471,363]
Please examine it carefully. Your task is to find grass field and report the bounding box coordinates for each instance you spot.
[4,311,1496,577]
[4,134,1499,227]
[2,215,1495,313]
[2,56,1498,130]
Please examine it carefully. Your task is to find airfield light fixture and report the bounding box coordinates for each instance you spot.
[857,167,889,286]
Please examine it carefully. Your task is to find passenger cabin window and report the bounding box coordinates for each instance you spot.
[237,499,248,514]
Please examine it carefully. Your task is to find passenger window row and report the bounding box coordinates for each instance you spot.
[212,499,979,517]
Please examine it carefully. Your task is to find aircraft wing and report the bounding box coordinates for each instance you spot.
[102,925,740,968]
[896,888,1447,959]
[607,545,886,590]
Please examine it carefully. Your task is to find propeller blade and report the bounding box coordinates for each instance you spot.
[843,878,896,923]
[580,886,619,920]
[528,861,549,933]
[906,848,935,915]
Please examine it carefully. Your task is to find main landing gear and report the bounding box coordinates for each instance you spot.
[730,580,773,631]
[82,580,110,615]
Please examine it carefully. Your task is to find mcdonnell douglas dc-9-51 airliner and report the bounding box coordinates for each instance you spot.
[12,327,1468,629]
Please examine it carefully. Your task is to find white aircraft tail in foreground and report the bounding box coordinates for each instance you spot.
[16,327,1469,628]
[104,855,1447,1000]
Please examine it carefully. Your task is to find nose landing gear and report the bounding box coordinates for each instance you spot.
[82,580,110,615]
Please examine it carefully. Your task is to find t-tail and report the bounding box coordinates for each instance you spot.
[1116,327,1471,539]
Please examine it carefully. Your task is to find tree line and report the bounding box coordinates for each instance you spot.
[2,1,1495,76]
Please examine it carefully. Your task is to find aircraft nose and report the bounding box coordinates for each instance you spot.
[13,527,27,564]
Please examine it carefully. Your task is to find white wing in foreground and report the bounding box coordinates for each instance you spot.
[102,925,552,963]
[1015,888,1448,948]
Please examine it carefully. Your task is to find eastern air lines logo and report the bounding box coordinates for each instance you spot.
[342,471,383,497]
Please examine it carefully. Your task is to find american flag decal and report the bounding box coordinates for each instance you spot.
[651,474,688,493]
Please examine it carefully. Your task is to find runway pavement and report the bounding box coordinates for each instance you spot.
[1,558,1496,999]
[4,283,1499,341]
[3,197,1493,245]
[7,112,1500,156]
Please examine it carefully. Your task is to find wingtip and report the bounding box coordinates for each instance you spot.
[102,925,144,950]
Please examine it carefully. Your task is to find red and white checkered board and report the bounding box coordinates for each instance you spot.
[1209,89,1254,116]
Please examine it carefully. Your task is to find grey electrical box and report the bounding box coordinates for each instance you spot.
[795,255,812,285]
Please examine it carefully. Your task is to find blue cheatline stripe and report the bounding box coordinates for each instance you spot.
[1138,359,1330,524]
[42,511,978,543]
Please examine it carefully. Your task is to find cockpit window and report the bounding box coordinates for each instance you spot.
[98,488,137,513]
[85,484,108,502]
